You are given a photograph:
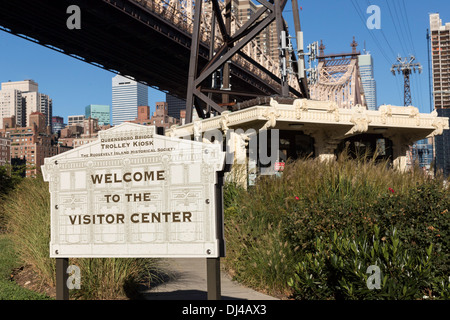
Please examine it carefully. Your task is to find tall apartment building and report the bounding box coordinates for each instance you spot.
[38,93,53,129]
[430,13,450,109]
[232,0,279,63]
[85,104,111,125]
[0,136,11,166]
[166,94,185,119]
[430,13,450,177]
[0,88,24,129]
[0,80,52,129]
[358,53,377,110]
[112,74,148,126]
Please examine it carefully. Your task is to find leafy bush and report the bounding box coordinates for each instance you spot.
[375,182,450,275]
[288,225,449,300]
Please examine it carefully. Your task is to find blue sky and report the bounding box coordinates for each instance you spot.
[0,0,448,122]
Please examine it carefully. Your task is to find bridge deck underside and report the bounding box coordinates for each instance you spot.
[0,0,280,103]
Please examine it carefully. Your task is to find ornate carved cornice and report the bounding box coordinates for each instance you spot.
[165,99,449,140]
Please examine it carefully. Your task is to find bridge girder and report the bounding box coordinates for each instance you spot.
[0,0,307,118]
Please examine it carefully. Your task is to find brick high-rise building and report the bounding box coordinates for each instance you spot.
[0,112,70,177]
[0,136,10,166]
[131,103,179,130]
[136,105,151,123]
[430,13,450,177]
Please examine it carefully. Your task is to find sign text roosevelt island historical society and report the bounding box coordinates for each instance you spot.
[41,123,225,258]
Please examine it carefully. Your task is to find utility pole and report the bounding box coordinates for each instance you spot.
[275,0,289,97]
[391,55,422,106]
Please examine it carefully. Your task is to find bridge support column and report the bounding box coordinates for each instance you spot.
[304,129,341,162]
[221,0,232,105]
[186,0,203,124]
[389,135,412,172]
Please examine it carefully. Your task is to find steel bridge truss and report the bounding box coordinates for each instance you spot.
[309,52,366,109]
[184,0,308,123]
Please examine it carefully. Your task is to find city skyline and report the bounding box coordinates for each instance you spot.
[0,0,448,122]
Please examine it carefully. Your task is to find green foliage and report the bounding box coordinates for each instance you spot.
[0,165,14,196]
[0,164,24,230]
[223,155,450,299]
[375,182,450,275]
[0,163,25,193]
[288,226,447,300]
[224,180,295,295]
[2,176,55,285]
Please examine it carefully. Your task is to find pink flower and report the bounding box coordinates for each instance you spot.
[388,187,395,193]
[295,196,300,200]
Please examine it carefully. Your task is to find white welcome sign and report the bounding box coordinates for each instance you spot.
[41,123,225,258]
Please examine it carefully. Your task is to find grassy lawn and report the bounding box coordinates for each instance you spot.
[0,234,52,300]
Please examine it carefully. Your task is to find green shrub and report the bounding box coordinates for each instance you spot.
[375,182,450,275]
[288,225,448,300]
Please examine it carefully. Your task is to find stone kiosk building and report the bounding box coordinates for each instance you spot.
[165,98,449,181]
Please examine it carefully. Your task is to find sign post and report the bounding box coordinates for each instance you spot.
[42,123,226,300]
[207,166,226,300]
[55,257,69,300]
[207,257,221,300]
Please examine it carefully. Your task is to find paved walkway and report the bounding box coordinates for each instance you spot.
[141,258,279,300]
